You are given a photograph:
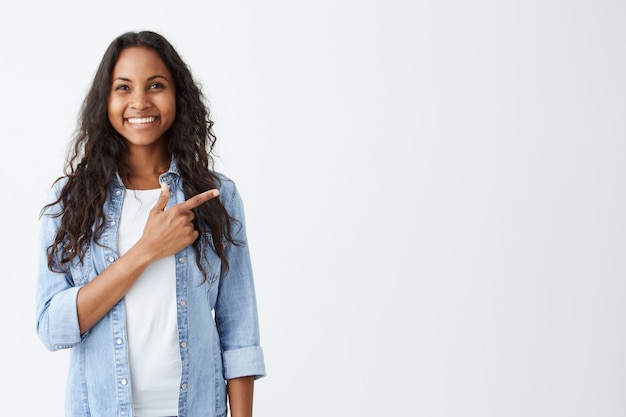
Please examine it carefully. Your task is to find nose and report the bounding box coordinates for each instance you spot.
[130,89,151,110]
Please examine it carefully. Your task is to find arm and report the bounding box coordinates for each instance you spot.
[37,182,220,343]
[76,184,219,333]
[227,376,255,417]
[214,180,266,377]
[74,238,159,334]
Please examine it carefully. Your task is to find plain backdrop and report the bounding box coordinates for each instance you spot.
[1,1,625,416]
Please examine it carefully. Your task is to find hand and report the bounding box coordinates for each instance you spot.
[139,182,219,261]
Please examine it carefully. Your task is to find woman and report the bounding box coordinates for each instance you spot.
[36,31,265,417]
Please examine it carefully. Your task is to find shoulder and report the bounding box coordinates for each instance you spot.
[49,176,70,196]
[211,171,248,218]
[41,176,70,215]
[212,171,239,203]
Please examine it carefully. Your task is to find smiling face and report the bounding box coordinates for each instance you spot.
[108,46,176,151]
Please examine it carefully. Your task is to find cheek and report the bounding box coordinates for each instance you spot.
[162,97,177,126]
[107,100,124,133]
[107,98,123,123]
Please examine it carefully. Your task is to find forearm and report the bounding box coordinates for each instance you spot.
[76,243,154,334]
[227,376,255,417]
[76,185,217,334]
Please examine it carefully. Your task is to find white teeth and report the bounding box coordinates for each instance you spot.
[127,117,156,124]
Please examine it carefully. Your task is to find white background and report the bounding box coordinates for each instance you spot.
[1,1,625,416]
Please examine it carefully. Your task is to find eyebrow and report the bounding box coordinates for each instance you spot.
[112,75,169,82]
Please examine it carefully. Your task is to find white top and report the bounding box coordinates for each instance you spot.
[118,188,181,417]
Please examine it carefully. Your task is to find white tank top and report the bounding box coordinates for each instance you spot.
[118,188,181,417]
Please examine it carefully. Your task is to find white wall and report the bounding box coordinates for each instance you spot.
[2,1,625,415]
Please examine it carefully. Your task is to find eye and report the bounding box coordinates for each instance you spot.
[114,84,130,91]
[149,82,164,90]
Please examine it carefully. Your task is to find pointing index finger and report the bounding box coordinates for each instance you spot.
[178,189,220,211]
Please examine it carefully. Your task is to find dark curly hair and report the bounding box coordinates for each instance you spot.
[42,30,238,281]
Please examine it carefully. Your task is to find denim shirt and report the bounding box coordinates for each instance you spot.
[36,161,266,417]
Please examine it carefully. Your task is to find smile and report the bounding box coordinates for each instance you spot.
[126,116,157,124]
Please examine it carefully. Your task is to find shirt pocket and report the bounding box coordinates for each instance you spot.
[68,246,95,286]
[201,235,222,284]
[200,235,222,307]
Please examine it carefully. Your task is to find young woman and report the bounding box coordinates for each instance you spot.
[36,31,265,417]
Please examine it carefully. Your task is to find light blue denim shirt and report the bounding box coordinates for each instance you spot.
[36,160,265,417]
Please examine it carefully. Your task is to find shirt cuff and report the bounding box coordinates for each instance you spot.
[49,286,82,348]
[222,346,266,380]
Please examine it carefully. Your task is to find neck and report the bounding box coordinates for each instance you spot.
[121,148,170,190]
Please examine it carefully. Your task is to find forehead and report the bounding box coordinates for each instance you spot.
[112,46,171,78]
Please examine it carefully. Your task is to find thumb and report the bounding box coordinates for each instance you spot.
[152,181,171,212]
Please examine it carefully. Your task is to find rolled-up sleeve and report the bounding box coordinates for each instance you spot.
[215,180,266,380]
[35,184,84,351]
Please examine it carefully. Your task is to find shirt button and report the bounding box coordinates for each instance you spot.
[181,383,188,390]
[109,221,116,227]
[181,341,187,349]
[180,300,187,307]
[178,257,186,263]
[120,378,128,385]
[115,190,122,196]
[107,256,115,263]
[116,338,123,345]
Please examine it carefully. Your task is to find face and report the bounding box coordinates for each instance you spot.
[108,47,176,150]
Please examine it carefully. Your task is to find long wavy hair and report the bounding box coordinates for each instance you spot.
[42,30,239,281]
